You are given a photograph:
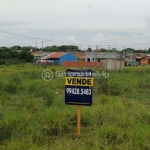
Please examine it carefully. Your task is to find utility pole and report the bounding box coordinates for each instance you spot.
[108,45,110,58]
[42,41,43,51]
[123,46,124,59]
[30,45,32,52]
[96,45,98,68]
[35,42,37,49]
[131,48,132,61]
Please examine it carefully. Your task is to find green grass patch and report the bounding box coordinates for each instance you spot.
[0,64,150,149]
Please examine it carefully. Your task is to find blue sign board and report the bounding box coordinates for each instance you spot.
[65,69,93,106]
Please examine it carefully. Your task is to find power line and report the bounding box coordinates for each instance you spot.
[1,30,150,47]
[0,30,85,45]
[0,35,29,39]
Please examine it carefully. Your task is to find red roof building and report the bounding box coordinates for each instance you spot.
[45,52,77,65]
[46,52,66,59]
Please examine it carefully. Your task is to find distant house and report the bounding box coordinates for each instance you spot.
[118,53,150,66]
[85,52,117,62]
[71,52,85,62]
[85,52,119,68]
[139,55,149,66]
[121,54,138,66]
[146,54,150,64]
[32,51,53,59]
[45,52,77,65]
[32,51,41,59]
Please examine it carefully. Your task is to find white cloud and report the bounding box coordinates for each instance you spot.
[145,17,150,29]
[1,0,150,29]
[89,30,150,50]
[90,34,105,43]
[45,36,81,47]
[1,27,150,50]
[90,33,127,45]
[60,36,79,43]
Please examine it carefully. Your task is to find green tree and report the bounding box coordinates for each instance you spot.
[87,48,92,52]
[11,45,22,50]
[19,50,34,62]
[59,45,68,52]
[43,46,59,52]
[99,48,107,52]
[10,50,20,58]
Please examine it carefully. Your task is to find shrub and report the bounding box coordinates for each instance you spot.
[42,91,55,106]
[0,81,3,89]
[10,74,21,85]
[4,74,22,94]
[0,110,5,120]
[5,82,17,93]
[0,123,12,144]
[24,99,38,112]
[108,82,122,96]
[29,71,40,79]
[0,59,5,65]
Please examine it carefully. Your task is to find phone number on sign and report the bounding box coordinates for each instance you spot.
[66,87,91,95]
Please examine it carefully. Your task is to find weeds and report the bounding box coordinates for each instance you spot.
[0,81,3,89]
[4,74,22,94]
[1,65,150,149]
[29,71,40,79]
[24,99,39,112]
[0,110,5,120]
[5,82,17,94]
[42,91,55,106]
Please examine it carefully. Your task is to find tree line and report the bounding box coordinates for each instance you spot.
[0,46,33,65]
[0,45,81,65]
[0,45,81,52]
[42,45,81,52]
[87,47,150,54]
[0,45,150,65]
[1,45,150,53]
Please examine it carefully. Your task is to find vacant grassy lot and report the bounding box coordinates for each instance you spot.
[0,64,150,150]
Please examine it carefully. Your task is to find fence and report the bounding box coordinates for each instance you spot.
[62,61,103,67]
[104,59,125,70]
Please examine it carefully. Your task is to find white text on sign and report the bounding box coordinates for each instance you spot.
[66,87,91,95]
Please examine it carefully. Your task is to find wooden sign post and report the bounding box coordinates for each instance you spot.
[77,105,81,134]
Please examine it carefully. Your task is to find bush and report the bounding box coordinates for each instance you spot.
[0,59,24,65]
[108,82,123,96]
[0,110,5,120]
[10,74,22,85]
[4,74,21,94]
[5,82,17,94]
[24,99,39,112]
[0,123,12,144]
[29,71,40,79]
[0,81,3,89]
[0,59,5,65]
[42,91,55,106]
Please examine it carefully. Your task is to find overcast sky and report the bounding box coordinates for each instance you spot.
[0,0,150,50]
